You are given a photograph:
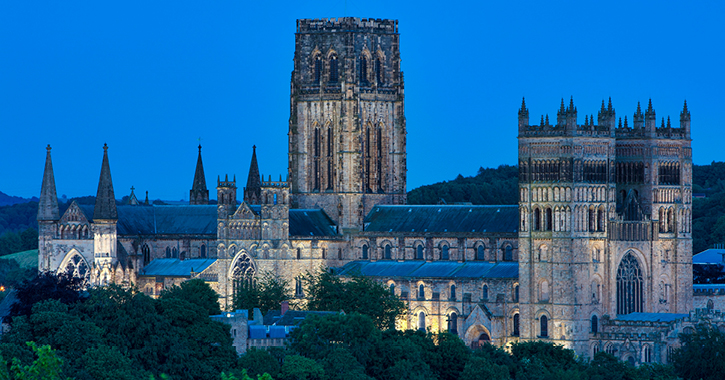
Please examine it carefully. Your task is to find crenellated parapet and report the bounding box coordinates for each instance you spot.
[296,17,397,34]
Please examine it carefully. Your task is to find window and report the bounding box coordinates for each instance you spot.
[375,57,383,84]
[450,284,457,300]
[418,284,425,300]
[142,244,150,265]
[314,55,321,83]
[295,277,304,297]
[477,245,485,260]
[540,315,548,337]
[513,314,520,336]
[166,247,171,258]
[322,248,326,259]
[329,55,339,82]
[362,245,369,259]
[540,280,550,302]
[591,315,598,334]
[390,283,395,295]
[505,245,513,261]
[200,244,206,259]
[533,208,541,231]
[385,244,392,259]
[416,245,424,260]
[441,245,449,260]
[708,299,714,310]
[172,247,178,259]
[545,208,553,231]
[483,285,489,300]
[360,56,368,85]
[514,285,519,302]
[643,345,652,363]
[606,343,615,355]
[338,248,342,260]
[617,252,644,315]
[418,312,425,331]
[448,312,458,335]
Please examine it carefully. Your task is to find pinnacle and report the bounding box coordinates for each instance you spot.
[38,144,60,221]
[93,144,117,220]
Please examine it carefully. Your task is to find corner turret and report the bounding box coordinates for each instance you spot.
[518,98,529,134]
[645,99,656,137]
[633,102,644,130]
[217,174,237,218]
[190,145,209,205]
[680,100,691,139]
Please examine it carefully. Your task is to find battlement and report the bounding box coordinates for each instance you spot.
[261,175,289,188]
[519,98,690,140]
[217,175,236,188]
[297,17,398,34]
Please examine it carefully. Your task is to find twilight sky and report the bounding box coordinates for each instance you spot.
[2,1,723,201]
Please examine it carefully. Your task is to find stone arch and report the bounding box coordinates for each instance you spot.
[536,309,551,337]
[616,250,645,315]
[58,249,90,281]
[538,279,550,302]
[464,324,492,349]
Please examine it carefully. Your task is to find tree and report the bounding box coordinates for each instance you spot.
[303,269,405,330]
[233,272,292,315]
[160,279,221,315]
[671,325,725,380]
[9,271,86,319]
[7,342,67,380]
[238,348,282,379]
[278,355,324,380]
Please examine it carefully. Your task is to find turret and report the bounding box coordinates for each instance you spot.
[518,97,529,134]
[565,97,577,134]
[645,99,657,137]
[556,98,566,127]
[38,144,60,221]
[190,145,209,205]
[598,97,616,132]
[633,102,644,130]
[217,174,237,218]
[92,144,118,286]
[680,100,691,139]
[244,146,262,205]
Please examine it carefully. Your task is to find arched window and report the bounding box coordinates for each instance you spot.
[545,208,553,231]
[314,55,322,83]
[360,56,368,85]
[514,285,519,302]
[482,285,489,300]
[418,311,425,331]
[384,244,392,259]
[375,57,383,84]
[448,312,458,335]
[450,284,457,300]
[295,277,304,297]
[390,283,395,295]
[297,248,302,260]
[416,245,424,260]
[322,248,326,259]
[505,245,513,261]
[477,245,485,260]
[617,252,644,315]
[513,314,520,336]
[643,345,652,363]
[338,248,342,260]
[200,244,206,259]
[591,315,598,334]
[441,245,449,260]
[533,208,541,231]
[418,284,425,300]
[540,280,550,302]
[142,244,150,265]
[329,55,339,82]
[606,343,616,355]
[166,247,171,258]
[540,315,548,337]
[172,247,178,259]
[362,245,369,259]
[61,252,89,280]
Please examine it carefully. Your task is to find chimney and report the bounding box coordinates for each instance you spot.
[281,301,289,315]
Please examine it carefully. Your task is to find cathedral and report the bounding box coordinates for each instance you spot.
[38,17,717,364]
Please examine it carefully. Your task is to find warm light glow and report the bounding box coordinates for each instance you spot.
[0,285,5,292]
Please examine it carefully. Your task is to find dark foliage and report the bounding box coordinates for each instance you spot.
[233,272,292,316]
[671,324,725,380]
[160,278,222,315]
[8,271,85,319]
[693,263,725,284]
[407,165,519,205]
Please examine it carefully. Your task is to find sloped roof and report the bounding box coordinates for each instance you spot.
[289,209,338,237]
[263,310,339,326]
[693,249,725,265]
[140,258,216,277]
[364,205,518,233]
[336,260,518,279]
[79,205,218,235]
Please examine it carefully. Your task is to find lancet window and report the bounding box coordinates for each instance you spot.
[616,252,644,315]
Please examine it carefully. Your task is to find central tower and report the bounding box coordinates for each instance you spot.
[289,18,407,232]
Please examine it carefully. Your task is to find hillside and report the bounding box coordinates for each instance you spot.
[0,191,38,207]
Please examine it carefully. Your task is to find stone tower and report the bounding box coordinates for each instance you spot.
[92,144,118,286]
[289,18,407,231]
[38,144,60,272]
[190,145,209,205]
[517,98,693,356]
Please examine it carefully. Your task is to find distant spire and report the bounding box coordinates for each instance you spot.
[189,144,209,205]
[244,145,262,205]
[645,98,655,118]
[681,100,691,121]
[93,144,118,220]
[540,115,545,127]
[667,116,671,128]
[144,191,149,205]
[624,115,628,128]
[568,96,575,112]
[661,117,666,129]
[38,144,60,221]
[128,186,139,205]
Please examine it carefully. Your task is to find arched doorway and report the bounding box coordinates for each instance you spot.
[465,325,492,349]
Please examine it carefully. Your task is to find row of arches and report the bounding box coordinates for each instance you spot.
[311,51,340,83]
[519,159,573,182]
[360,241,515,262]
[522,186,610,203]
[615,161,645,183]
[310,50,386,86]
[653,188,682,204]
[658,162,681,185]
[58,223,91,240]
[582,160,608,183]
[593,342,656,365]
[312,124,335,191]
[363,123,385,193]
[658,207,676,233]
[573,205,607,232]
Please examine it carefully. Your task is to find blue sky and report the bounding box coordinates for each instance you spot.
[2,1,723,200]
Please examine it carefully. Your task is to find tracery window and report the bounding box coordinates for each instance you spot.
[617,252,644,315]
[232,253,256,300]
[360,56,369,85]
[375,57,383,84]
[61,252,89,280]
[591,315,598,334]
[314,55,322,83]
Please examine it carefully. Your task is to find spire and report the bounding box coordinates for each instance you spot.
[189,144,209,205]
[144,191,149,205]
[244,145,262,204]
[38,144,60,221]
[608,97,613,112]
[645,99,655,118]
[93,144,117,220]
[128,186,139,205]
[681,100,691,121]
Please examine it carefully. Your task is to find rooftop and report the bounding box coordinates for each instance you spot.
[336,260,519,279]
[363,205,518,234]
